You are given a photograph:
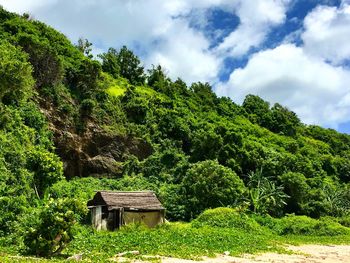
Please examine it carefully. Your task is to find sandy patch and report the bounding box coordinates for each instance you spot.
[114,245,350,263]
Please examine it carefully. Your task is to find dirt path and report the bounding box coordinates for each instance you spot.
[116,245,350,263]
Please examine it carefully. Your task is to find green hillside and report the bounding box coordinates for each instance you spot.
[0,6,350,260]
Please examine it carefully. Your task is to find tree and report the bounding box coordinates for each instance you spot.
[182,160,246,219]
[99,46,145,85]
[117,46,145,85]
[269,103,301,136]
[190,128,223,161]
[279,172,310,214]
[98,47,120,78]
[147,64,171,92]
[76,38,93,59]
[0,40,34,104]
[242,94,271,126]
[190,82,217,109]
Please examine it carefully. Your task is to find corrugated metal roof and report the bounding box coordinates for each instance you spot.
[87,191,164,210]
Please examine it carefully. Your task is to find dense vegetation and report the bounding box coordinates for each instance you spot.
[0,6,350,260]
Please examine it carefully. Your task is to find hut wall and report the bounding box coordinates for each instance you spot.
[92,206,102,230]
[123,211,164,228]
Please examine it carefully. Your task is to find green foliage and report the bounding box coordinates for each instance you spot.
[191,208,262,232]
[182,160,246,219]
[21,198,87,257]
[99,47,120,78]
[65,223,276,261]
[280,172,310,214]
[76,38,93,59]
[27,149,64,197]
[269,103,301,136]
[243,94,270,126]
[337,216,350,227]
[147,64,171,93]
[100,46,145,85]
[243,95,300,136]
[0,40,34,104]
[247,169,289,215]
[80,98,96,116]
[17,33,63,88]
[255,214,350,236]
[1,8,350,260]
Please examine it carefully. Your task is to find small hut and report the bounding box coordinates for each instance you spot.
[87,191,165,230]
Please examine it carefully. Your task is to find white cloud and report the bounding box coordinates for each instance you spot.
[216,0,290,57]
[302,3,350,65]
[216,3,350,128]
[216,44,350,127]
[146,19,220,84]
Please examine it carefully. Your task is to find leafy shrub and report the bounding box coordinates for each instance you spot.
[27,149,64,197]
[255,214,350,236]
[191,208,262,232]
[182,160,247,220]
[22,198,87,257]
[337,216,350,227]
[0,40,34,104]
[0,195,27,236]
[80,98,96,116]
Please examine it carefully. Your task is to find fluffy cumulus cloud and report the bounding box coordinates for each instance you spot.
[216,44,350,127]
[145,19,220,84]
[217,2,350,128]
[302,3,350,65]
[216,0,290,57]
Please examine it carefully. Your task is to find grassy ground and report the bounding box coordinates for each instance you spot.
[2,209,350,262]
[1,222,350,262]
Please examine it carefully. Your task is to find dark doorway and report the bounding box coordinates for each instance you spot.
[109,208,121,230]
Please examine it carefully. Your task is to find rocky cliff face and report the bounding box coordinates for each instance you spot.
[39,98,152,179]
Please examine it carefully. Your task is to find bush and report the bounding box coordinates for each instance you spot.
[80,98,96,116]
[27,149,64,197]
[191,208,262,232]
[255,214,350,236]
[182,160,247,220]
[22,198,87,257]
[323,216,350,228]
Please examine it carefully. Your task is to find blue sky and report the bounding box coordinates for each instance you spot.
[1,0,350,133]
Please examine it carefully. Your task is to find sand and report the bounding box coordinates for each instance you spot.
[115,245,350,263]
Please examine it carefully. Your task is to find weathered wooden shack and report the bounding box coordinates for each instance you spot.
[87,191,165,230]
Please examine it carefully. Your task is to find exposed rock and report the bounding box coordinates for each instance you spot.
[66,253,83,261]
[39,99,152,179]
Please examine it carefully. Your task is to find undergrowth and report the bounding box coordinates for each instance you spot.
[1,210,350,262]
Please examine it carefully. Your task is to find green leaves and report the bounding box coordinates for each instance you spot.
[0,40,34,104]
[100,46,145,85]
[27,149,64,198]
[182,160,247,219]
[21,198,87,257]
[247,169,289,215]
